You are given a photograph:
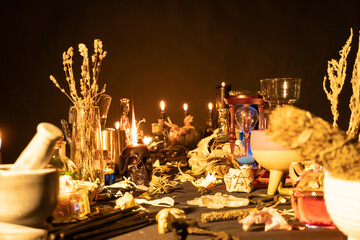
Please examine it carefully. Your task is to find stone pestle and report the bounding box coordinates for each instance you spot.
[11,123,63,171]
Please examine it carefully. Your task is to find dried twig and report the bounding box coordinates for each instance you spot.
[50,39,107,108]
[347,31,360,140]
[323,29,353,127]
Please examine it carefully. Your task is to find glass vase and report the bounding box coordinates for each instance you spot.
[70,106,104,191]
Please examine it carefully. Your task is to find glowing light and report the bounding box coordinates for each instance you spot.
[143,136,152,145]
[208,103,213,111]
[221,82,225,87]
[115,121,120,130]
[183,103,188,112]
[131,105,138,146]
[160,100,165,112]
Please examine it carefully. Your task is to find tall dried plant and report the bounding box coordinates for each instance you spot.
[347,32,360,140]
[323,29,353,128]
[49,39,107,108]
[49,40,107,184]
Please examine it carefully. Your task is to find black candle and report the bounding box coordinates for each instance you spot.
[216,82,231,110]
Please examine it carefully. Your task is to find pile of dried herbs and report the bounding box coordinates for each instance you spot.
[266,106,360,180]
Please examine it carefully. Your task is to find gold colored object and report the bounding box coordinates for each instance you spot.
[156,208,186,234]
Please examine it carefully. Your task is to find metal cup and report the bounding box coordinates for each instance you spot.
[101,128,116,185]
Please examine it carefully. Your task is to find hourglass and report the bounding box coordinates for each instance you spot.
[225,92,264,155]
[235,105,258,156]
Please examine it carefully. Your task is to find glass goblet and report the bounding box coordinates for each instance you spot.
[260,78,301,109]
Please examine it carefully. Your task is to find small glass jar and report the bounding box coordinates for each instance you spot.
[291,167,334,228]
[52,187,91,223]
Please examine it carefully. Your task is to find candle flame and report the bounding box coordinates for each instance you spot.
[221,82,225,87]
[208,102,213,111]
[131,106,138,146]
[183,103,188,111]
[115,121,120,130]
[160,100,165,111]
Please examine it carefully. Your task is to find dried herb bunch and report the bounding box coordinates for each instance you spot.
[49,40,107,184]
[267,106,360,180]
[347,32,360,139]
[323,29,353,128]
[49,39,107,108]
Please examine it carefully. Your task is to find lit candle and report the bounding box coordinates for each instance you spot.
[160,100,166,120]
[216,82,231,110]
[119,104,151,186]
[183,103,188,117]
[114,121,126,155]
[208,102,213,121]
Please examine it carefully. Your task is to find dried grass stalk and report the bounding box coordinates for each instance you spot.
[266,106,360,180]
[50,39,107,108]
[323,29,353,128]
[347,31,360,140]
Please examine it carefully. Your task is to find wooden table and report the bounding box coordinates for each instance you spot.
[109,181,346,240]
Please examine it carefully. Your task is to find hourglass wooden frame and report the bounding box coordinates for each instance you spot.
[225,94,265,155]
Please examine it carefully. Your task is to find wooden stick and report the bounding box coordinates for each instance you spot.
[72,213,152,240]
[49,206,139,238]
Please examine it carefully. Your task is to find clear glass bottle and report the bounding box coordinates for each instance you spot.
[50,138,77,174]
[70,106,105,191]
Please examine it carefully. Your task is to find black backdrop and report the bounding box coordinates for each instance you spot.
[1,0,360,163]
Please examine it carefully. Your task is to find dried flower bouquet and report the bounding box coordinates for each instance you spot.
[50,39,107,186]
[50,39,107,108]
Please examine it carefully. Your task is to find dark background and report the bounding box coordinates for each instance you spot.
[1,0,360,163]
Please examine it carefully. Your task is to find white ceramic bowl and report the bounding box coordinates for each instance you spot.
[0,164,59,228]
[324,172,360,240]
[251,130,303,195]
